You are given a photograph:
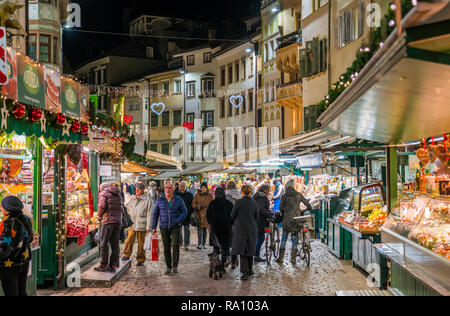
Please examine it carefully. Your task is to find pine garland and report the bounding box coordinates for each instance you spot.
[316,0,434,117]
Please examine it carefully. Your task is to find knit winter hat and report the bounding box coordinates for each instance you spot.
[1,195,24,214]
[201,182,208,189]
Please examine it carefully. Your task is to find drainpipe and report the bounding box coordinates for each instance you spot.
[327,0,332,91]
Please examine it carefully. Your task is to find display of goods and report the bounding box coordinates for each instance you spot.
[358,223,379,234]
[6,158,23,178]
[368,208,387,222]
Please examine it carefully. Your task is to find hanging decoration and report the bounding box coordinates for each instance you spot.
[81,123,89,135]
[30,108,42,122]
[56,113,66,126]
[40,115,46,133]
[61,120,71,137]
[151,102,165,116]
[183,122,194,131]
[71,121,81,133]
[123,115,133,125]
[1,98,8,130]
[229,95,244,109]
[12,104,26,119]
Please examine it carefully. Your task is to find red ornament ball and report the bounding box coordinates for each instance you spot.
[56,113,66,125]
[31,108,42,122]
[13,104,26,119]
[71,121,81,133]
[81,124,89,135]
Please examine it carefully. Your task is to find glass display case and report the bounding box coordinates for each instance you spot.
[65,152,98,244]
[381,193,450,294]
[334,183,387,233]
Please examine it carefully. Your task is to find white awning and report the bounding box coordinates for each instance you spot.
[150,170,181,180]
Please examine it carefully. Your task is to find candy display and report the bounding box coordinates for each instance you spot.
[65,153,97,245]
[383,193,450,260]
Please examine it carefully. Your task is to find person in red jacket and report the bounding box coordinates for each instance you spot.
[95,183,124,273]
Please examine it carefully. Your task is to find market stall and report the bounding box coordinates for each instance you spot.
[0,134,40,296]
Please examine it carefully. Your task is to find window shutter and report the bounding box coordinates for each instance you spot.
[299,48,307,79]
[358,0,365,38]
[305,41,313,76]
[312,37,319,75]
[319,38,327,73]
[335,16,341,48]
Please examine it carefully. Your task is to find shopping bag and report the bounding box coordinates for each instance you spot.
[151,234,160,261]
[94,223,102,244]
[121,207,133,229]
[143,233,152,251]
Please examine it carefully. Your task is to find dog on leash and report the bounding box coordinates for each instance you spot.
[208,253,223,280]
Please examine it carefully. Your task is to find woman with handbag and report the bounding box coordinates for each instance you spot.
[192,183,213,250]
[95,183,124,273]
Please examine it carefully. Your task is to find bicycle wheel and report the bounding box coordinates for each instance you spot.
[298,231,306,260]
[302,230,311,267]
[273,227,281,258]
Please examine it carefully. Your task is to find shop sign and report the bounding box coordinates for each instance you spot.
[17,54,45,109]
[0,47,17,99]
[44,66,61,113]
[61,77,80,119]
[99,165,112,177]
[79,84,90,122]
[0,27,8,85]
[296,153,323,169]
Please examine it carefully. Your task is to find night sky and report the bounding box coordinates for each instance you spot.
[63,0,260,69]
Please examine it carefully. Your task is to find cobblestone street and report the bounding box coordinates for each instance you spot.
[48,230,374,296]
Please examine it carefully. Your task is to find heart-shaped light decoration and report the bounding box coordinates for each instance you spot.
[183,122,194,131]
[416,148,429,166]
[123,115,133,125]
[151,102,165,116]
[229,95,244,109]
[434,145,447,163]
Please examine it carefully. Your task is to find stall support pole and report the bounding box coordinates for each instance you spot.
[386,147,398,213]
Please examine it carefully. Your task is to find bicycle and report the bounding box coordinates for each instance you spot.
[293,214,312,267]
[264,216,281,264]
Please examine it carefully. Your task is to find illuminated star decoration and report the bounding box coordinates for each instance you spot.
[62,120,71,137]
[1,99,8,130]
[4,259,14,268]
[40,115,47,133]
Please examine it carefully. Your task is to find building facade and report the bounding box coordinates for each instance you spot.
[147,66,185,159]
[214,37,258,162]
[300,0,329,131]
[27,0,70,70]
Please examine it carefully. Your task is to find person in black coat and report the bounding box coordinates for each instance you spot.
[0,196,33,296]
[206,187,233,271]
[176,181,194,250]
[231,184,259,281]
[252,184,272,262]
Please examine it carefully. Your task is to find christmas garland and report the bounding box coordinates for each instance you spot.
[316,0,435,116]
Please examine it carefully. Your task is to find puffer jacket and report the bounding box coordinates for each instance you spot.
[225,189,241,206]
[98,185,123,226]
[126,193,154,232]
[192,191,213,228]
[279,186,312,233]
[152,195,187,230]
[253,191,272,235]
[0,210,33,269]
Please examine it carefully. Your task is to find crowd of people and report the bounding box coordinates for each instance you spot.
[0,176,313,296]
[91,177,312,281]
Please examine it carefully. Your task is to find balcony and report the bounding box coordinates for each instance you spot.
[276,82,302,110]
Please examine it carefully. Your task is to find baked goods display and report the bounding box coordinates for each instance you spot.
[383,194,450,260]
